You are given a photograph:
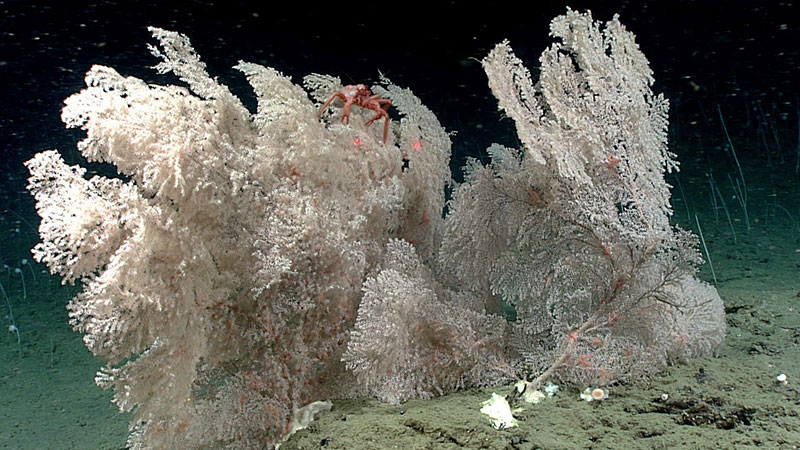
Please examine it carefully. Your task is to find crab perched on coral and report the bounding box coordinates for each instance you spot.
[318,84,392,143]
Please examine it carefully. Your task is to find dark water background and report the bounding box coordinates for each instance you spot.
[1,1,799,448]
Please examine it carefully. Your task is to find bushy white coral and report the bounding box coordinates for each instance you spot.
[27,27,452,449]
[442,9,725,388]
[26,11,727,449]
[344,239,512,405]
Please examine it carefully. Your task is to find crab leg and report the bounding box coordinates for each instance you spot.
[318,91,345,118]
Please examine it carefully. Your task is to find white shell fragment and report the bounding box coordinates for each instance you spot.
[480,393,518,429]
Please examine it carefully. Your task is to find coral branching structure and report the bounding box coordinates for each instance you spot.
[27,26,457,448]
[26,11,725,448]
[443,9,725,388]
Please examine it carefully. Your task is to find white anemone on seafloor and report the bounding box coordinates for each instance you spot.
[580,387,608,402]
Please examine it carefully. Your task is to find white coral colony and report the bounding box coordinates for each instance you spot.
[26,10,725,449]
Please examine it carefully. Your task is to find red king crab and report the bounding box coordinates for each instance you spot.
[318,84,392,143]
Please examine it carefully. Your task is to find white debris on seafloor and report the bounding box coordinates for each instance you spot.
[524,389,546,404]
[480,393,519,429]
[544,382,559,396]
[481,381,561,431]
[514,380,559,404]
